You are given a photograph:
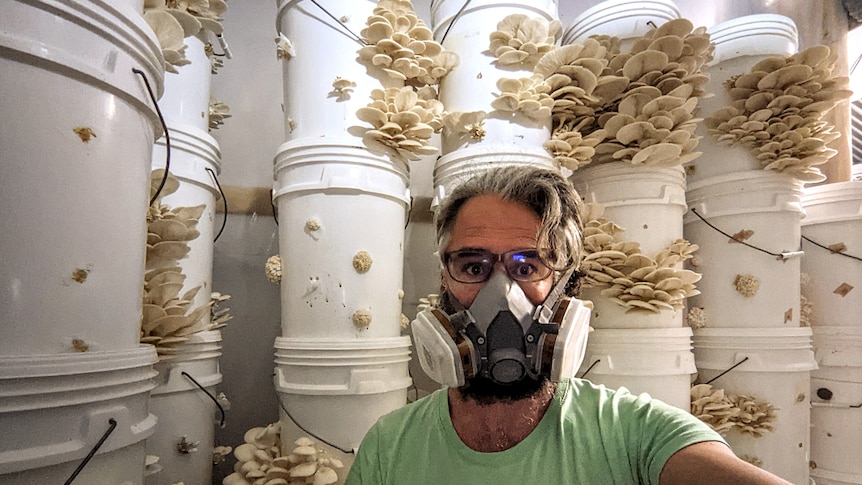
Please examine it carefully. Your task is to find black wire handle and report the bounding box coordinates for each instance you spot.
[182,371,226,427]
[132,68,171,206]
[704,356,750,385]
[689,208,803,261]
[439,0,472,45]
[270,188,279,226]
[308,0,368,47]
[205,167,228,242]
[278,396,354,454]
[801,235,862,262]
[577,359,601,379]
[64,418,117,485]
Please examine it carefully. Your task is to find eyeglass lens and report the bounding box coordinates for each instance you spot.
[446,249,550,283]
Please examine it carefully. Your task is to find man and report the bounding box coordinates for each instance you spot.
[346,165,792,484]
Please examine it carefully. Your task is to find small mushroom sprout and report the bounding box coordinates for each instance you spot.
[329,77,357,101]
[209,98,232,130]
[265,255,282,283]
[733,274,760,297]
[352,251,373,273]
[275,33,295,60]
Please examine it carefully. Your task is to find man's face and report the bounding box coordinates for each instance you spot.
[442,194,555,308]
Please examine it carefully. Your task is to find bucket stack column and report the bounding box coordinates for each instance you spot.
[268,0,450,476]
[553,0,707,411]
[0,1,163,483]
[801,181,862,485]
[682,13,850,484]
[140,2,231,483]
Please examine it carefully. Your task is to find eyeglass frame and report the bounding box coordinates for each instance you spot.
[442,247,554,284]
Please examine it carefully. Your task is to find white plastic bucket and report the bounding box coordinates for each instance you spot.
[152,125,222,320]
[274,336,412,452]
[561,0,680,49]
[0,0,164,356]
[578,327,696,410]
[272,140,410,339]
[146,331,223,485]
[159,33,212,132]
[809,327,862,481]
[579,287,684,329]
[684,171,805,327]
[0,345,158,484]
[431,0,557,153]
[432,145,556,211]
[687,15,798,183]
[801,181,862,327]
[692,327,817,485]
[276,0,404,144]
[571,162,687,257]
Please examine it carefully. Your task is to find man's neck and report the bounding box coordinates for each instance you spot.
[448,381,557,452]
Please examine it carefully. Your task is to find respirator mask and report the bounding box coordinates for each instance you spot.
[412,262,591,387]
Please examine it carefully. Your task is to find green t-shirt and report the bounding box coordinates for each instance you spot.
[346,378,725,485]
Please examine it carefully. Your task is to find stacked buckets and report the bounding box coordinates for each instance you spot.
[430,0,558,210]
[144,22,226,485]
[563,0,697,412]
[802,181,862,485]
[272,0,413,466]
[0,1,163,483]
[684,15,817,485]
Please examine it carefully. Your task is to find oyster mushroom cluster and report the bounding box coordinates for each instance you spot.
[209,98,232,130]
[534,19,712,170]
[490,75,555,121]
[691,384,777,437]
[442,110,487,142]
[211,291,233,328]
[143,0,228,73]
[705,45,853,182]
[224,425,343,485]
[356,86,443,160]
[581,203,701,313]
[358,0,457,87]
[265,255,282,284]
[489,14,561,70]
[142,170,219,355]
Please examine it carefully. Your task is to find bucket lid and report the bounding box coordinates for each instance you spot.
[707,14,798,65]
[562,0,680,45]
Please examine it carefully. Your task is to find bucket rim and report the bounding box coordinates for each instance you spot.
[561,0,680,44]
[0,345,157,379]
[274,336,412,350]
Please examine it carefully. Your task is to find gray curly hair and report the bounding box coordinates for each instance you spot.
[434,165,585,272]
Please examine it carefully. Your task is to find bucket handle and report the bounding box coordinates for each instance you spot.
[578,359,601,379]
[64,418,117,485]
[703,356,750,385]
[205,167,228,242]
[278,398,355,455]
[182,371,226,427]
[689,208,802,261]
[132,68,172,206]
[801,235,862,263]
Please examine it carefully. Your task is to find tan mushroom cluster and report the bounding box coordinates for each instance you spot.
[224,426,343,485]
[265,255,282,284]
[705,45,853,182]
[209,98,232,130]
[489,14,561,69]
[733,273,760,297]
[142,171,219,355]
[490,75,555,121]
[358,0,458,86]
[144,0,228,73]
[144,10,192,73]
[691,384,777,437]
[442,111,487,142]
[581,203,701,313]
[686,306,707,328]
[329,77,357,102]
[211,291,233,328]
[356,86,443,161]
[416,293,441,314]
[533,19,712,169]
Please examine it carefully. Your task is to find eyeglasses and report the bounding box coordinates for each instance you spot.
[443,248,552,284]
